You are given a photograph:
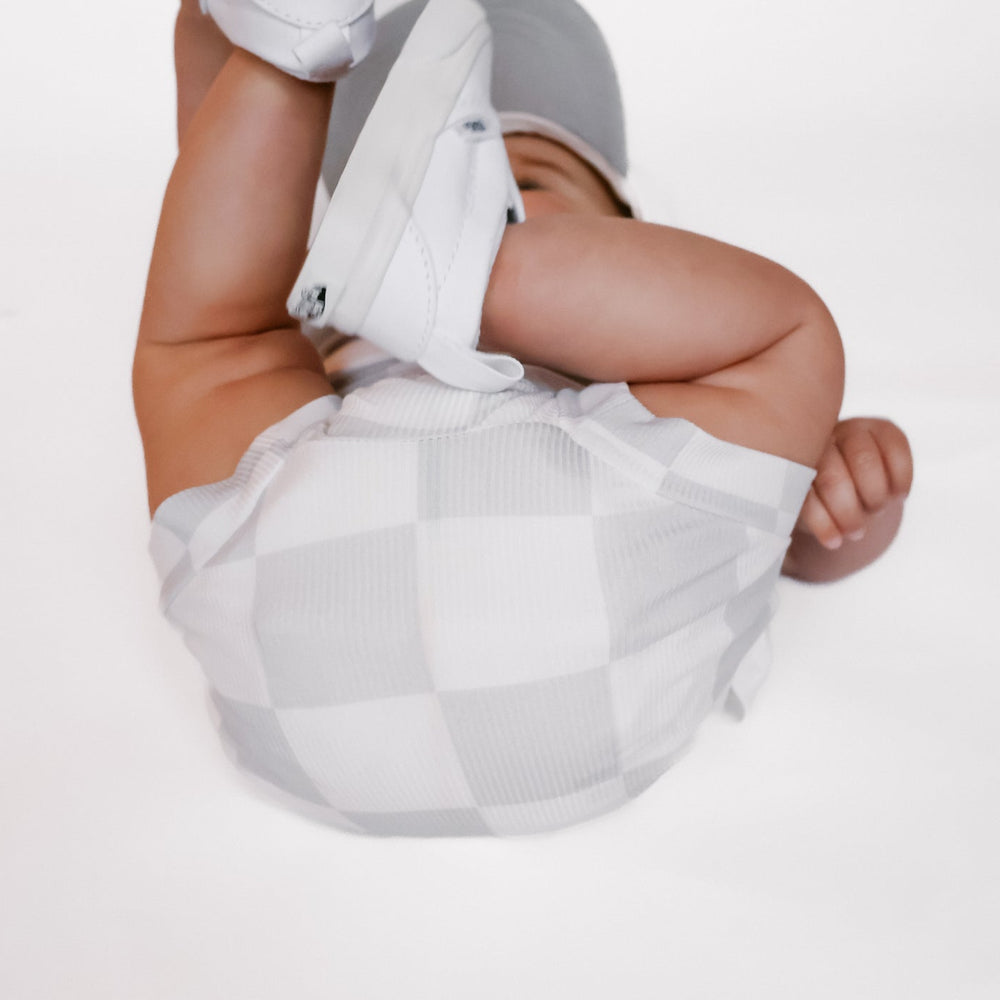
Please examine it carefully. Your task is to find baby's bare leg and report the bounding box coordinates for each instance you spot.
[482,214,827,384]
[175,0,234,143]
[141,49,334,346]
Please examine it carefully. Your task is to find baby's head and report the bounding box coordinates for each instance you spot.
[322,0,635,220]
[480,0,635,218]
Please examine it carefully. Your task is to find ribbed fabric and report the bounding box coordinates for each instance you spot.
[150,364,814,837]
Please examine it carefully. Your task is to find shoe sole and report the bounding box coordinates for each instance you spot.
[288,0,491,334]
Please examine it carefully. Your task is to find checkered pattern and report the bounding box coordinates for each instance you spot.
[150,365,814,837]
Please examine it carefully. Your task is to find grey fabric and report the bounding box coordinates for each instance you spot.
[150,370,815,838]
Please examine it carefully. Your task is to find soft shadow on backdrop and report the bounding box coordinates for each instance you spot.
[1,1,997,997]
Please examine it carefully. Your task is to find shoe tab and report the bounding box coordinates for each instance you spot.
[420,339,524,394]
[293,13,374,79]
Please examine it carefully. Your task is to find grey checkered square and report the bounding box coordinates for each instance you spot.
[438,667,619,807]
[255,524,433,708]
[594,505,746,659]
[211,693,329,807]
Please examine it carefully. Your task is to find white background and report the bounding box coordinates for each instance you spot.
[2,1,998,997]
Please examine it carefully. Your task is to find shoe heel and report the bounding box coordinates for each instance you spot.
[287,0,492,331]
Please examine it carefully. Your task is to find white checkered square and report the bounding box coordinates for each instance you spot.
[254,438,420,555]
[594,505,745,659]
[170,559,271,706]
[416,516,611,690]
[417,423,594,518]
[733,531,788,590]
[340,371,505,431]
[277,694,478,814]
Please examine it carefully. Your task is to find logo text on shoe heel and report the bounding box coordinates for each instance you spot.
[458,117,499,144]
[294,285,328,321]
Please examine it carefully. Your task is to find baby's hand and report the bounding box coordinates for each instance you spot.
[796,418,913,550]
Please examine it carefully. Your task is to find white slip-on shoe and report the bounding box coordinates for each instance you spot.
[200,0,376,82]
[287,0,526,393]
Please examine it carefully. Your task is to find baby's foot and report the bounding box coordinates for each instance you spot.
[200,0,376,81]
[287,0,525,392]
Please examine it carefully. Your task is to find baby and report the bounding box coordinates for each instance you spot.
[134,0,913,837]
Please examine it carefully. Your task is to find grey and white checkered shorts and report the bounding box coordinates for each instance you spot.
[150,364,814,837]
